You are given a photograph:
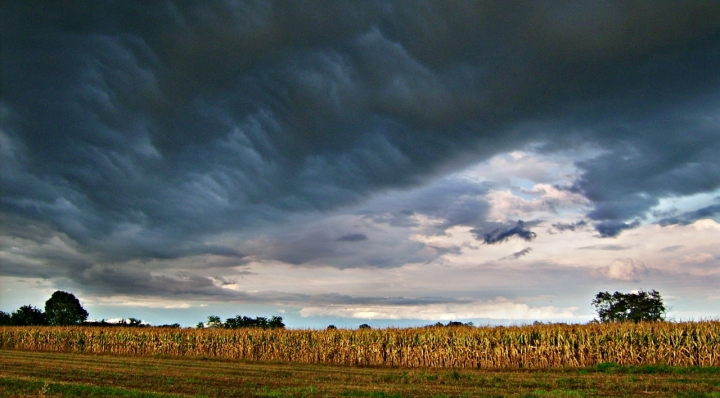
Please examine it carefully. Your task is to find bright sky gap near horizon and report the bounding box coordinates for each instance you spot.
[1,1,719,328]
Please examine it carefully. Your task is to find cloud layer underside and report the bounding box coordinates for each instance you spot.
[2,1,720,266]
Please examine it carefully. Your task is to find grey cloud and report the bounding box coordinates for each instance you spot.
[550,220,589,232]
[261,230,339,266]
[248,222,430,268]
[361,178,492,230]
[570,118,720,235]
[652,208,678,219]
[308,293,469,306]
[3,1,720,295]
[473,220,538,245]
[337,233,368,242]
[201,245,245,258]
[364,209,419,229]
[249,177,493,269]
[211,276,238,286]
[363,211,419,228]
[428,245,462,256]
[501,247,532,260]
[72,266,236,297]
[594,220,641,238]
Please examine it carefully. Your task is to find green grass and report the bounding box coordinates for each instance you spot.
[1,350,719,397]
[595,362,720,375]
[0,378,181,397]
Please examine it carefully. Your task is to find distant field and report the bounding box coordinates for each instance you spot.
[2,321,719,368]
[2,350,720,397]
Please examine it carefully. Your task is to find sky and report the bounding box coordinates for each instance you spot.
[1,1,719,328]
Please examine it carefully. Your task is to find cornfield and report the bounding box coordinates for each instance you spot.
[1,321,718,369]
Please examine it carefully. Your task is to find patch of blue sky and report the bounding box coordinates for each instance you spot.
[648,188,720,223]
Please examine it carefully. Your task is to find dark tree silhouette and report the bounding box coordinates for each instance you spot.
[44,291,88,325]
[268,316,285,329]
[0,311,11,326]
[11,305,47,326]
[223,315,285,329]
[592,290,666,323]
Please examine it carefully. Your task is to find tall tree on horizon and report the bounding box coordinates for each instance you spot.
[45,291,88,325]
[592,290,666,323]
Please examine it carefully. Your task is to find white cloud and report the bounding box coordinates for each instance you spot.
[460,149,598,186]
[692,219,720,231]
[486,183,589,221]
[597,258,648,281]
[299,298,580,321]
[682,253,715,264]
[87,295,192,309]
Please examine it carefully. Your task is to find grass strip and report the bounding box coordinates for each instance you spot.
[0,378,182,397]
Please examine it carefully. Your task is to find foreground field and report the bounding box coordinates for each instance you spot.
[2,321,719,368]
[1,350,720,397]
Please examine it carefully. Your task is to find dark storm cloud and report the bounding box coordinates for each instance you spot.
[473,220,538,245]
[3,1,720,293]
[94,271,220,296]
[568,118,720,236]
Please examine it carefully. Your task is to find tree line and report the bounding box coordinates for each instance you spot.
[198,315,285,329]
[0,290,286,329]
[1,289,668,327]
[0,291,88,326]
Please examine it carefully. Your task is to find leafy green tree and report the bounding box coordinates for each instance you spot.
[11,305,47,326]
[0,311,12,325]
[44,291,89,325]
[206,315,223,328]
[268,316,285,329]
[255,316,268,329]
[358,323,371,329]
[592,290,666,323]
